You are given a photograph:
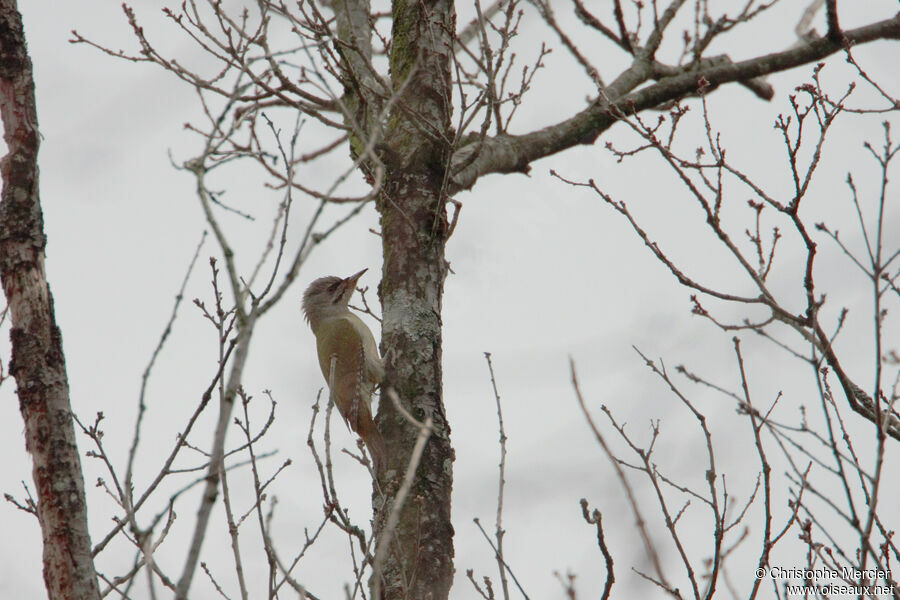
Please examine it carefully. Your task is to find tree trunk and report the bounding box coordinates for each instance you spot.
[374,0,456,598]
[0,3,101,599]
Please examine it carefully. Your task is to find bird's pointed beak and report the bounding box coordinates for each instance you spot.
[344,268,368,287]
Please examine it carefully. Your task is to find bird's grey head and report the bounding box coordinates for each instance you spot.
[302,269,367,328]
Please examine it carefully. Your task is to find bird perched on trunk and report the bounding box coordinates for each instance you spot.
[302,269,386,471]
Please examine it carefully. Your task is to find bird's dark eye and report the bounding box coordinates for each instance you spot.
[328,281,341,292]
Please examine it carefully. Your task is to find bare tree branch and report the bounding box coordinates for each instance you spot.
[450,15,900,191]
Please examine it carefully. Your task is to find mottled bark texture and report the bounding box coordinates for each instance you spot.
[373,0,456,598]
[0,3,101,599]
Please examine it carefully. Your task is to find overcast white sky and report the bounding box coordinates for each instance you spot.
[2,1,898,598]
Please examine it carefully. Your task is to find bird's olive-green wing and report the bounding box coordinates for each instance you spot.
[346,313,384,384]
[315,317,366,388]
[315,316,378,438]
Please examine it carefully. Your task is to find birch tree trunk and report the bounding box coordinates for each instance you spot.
[0,2,100,599]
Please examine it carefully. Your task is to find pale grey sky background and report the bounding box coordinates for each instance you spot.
[2,1,898,598]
